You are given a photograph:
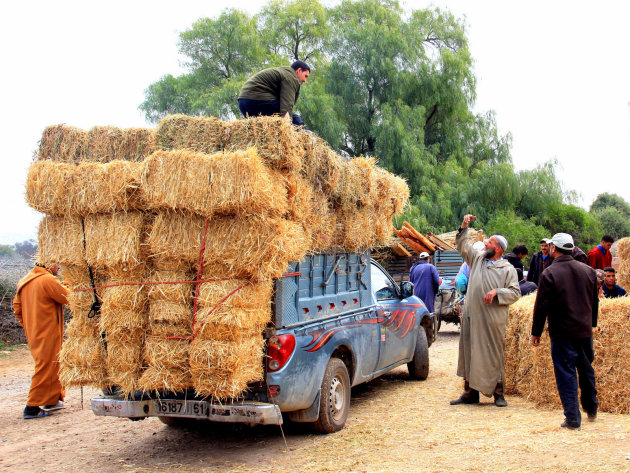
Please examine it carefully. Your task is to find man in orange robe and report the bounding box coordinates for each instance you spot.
[13,263,69,419]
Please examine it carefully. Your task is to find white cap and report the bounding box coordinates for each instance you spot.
[491,235,508,251]
[540,238,552,244]
[419,251,430,259]
[551,233,574,251]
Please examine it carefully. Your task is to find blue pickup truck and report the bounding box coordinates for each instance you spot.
[91,251,436,433]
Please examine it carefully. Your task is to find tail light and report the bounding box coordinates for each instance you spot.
[267,334,296,372]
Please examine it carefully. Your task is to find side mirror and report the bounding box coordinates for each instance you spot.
[401,281,414,299]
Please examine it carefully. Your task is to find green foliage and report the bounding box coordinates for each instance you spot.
[0,244,13,257]
[592,207,630,240]
[139,0,599,243]
[590,192,630,216]
[485,210,549,266]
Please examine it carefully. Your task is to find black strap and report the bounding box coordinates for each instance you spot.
[80,219,101,318]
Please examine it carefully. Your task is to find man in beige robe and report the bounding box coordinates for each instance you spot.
[14,263,69,419]
[450,214,520,407]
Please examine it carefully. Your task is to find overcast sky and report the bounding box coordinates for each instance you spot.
[1,0,628,245]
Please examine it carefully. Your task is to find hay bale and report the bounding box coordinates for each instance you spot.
[149,301,192,326]
[37,124,87,162]
[299,132,344,195]
[195,307,271,337]
[333,207,377,251]
[156,114,223,154]
[222,116,304,171]
[505,294,630,414]
[59,318,107,387]
[148,211,310,279]
[141,148,288,217]
[37,124,157,162]
[189,336,266,399]
[139,333,191,393]
[37,216,85,266]
[372,167,409,216]
[105,330,144,395]
[61,265,105,320]
[86,126,157,162]
[616,237,630,290]
[26,160,144,216]
[148,269,194,304]
[197,274,273,310]
[84,211,147,268]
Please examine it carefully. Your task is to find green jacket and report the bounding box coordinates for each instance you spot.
[238,66,301,116]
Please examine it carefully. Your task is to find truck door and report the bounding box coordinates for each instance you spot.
[371,262,417,371]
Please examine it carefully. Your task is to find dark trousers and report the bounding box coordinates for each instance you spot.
[237,99,305,127]
[550,337,598,426]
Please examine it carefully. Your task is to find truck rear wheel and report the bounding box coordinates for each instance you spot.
[313,357,350,433]
[407,326,429,380]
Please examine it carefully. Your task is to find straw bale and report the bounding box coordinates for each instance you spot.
[59,327,107,387]
[105,330,144,394]
[616,237,630,260]
[373,212,395,247]
[147,321,190,339]
[138,366,191,393]
[26,160,145,216]
[194,323,264,342]
[86,126,158,162]
[505,294,630,414]
[100,282,148,313]
[372,167,409,216]
[195,307,271,335]
[616,238,630,289]
[143,335,189,369]
[84,211,147,268]
[64,311,101,338]
[37,124,87,162]
[156,114,223,154]
[299,132,343,195]
[197,277,273,310]
[149,300,192,326]
[141,148,288,217]
[37,216,85,266]
[148,269,194,303]
[100,308,147,336]
[221,116,304,171]
[189,336,266,399]
[333,207,376,251]
[331,159,367,211]
[149,211,310,278]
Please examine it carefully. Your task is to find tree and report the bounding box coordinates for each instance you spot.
[485,210,549,266]
[0,244,13,257]
[590,192,630,217]
[592,207,630,240]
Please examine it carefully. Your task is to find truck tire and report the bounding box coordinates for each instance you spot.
[313,357,351,433]
[407,326,429,380]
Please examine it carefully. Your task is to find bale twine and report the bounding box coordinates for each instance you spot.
[141,148,288,218]
[505,294,630,414]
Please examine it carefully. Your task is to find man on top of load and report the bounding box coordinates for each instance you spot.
[238,60,310,127]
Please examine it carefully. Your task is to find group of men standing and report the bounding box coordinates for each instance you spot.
[411,214,624,431]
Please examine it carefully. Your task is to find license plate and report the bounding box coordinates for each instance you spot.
[156,400,209,417]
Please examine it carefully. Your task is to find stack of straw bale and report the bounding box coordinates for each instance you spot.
[615,237,630,290]
[28,114,409,399]
[505,293,630,414]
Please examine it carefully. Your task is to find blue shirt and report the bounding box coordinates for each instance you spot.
[602,284,627,298]
[409,260,440,313]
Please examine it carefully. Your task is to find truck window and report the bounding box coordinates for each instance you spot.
[371,263,398,300]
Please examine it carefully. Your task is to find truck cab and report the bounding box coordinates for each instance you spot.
[91,251,436,432]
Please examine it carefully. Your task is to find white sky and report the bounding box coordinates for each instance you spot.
[1,0,629,245]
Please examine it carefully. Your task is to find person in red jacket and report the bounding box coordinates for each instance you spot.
[13,263,69,419]
[586,235,614,269]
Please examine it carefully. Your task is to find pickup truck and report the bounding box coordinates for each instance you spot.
[91,251,436,433]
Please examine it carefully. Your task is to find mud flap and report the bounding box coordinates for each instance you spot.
[286,390,321,423]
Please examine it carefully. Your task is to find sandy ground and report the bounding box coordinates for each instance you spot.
[1,327,629,473]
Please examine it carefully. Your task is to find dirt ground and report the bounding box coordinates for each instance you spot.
[1,327,629,473]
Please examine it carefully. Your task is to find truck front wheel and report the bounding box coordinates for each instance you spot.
[407,326,429,380]
[313,357,351,433]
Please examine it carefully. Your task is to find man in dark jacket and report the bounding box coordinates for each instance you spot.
[238,61,310,127]
[527,238,552,286]
[602,267,627,298]
[531,233,599,430]
[408,252,440,313]
[504,244,528,272]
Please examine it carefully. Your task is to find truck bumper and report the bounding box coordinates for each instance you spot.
[91,396,283,425]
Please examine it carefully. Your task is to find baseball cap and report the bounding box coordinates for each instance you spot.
[418,251,430,259]
[551,233,574,251]
[540,238,552,244]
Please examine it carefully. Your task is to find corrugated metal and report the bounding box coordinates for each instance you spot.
[433,250,464,280]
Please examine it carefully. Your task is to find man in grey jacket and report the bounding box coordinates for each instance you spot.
[531,233,599,430]
[450,214,521,407]
[238,61,310,127]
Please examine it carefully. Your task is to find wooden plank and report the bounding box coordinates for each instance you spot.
[403,221,436,252]
[392,242,411,257]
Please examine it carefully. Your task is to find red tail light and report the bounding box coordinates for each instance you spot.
[267,334,296,372]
